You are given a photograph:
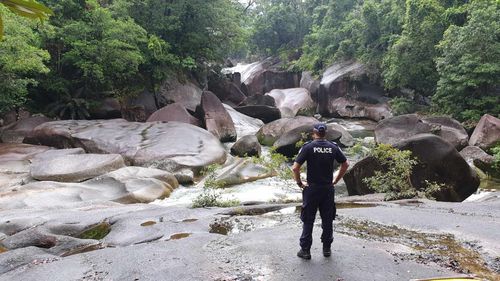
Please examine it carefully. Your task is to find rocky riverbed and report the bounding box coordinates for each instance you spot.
[0,197,499,281]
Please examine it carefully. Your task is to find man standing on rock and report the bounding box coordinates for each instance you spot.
[292,123,349,259]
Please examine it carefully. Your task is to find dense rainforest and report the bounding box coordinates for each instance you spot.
[0,0,499,123]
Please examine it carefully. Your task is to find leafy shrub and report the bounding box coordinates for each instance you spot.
[363,144,448,201]
[252,147,293,180]
[389,96,417,116]
[192,164,240,208]
[191,189,239,208]
[492,145,500,170]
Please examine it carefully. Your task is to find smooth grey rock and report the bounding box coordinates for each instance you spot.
[199,91,237,142]
[256,116,319,146]
[300,71,319,102]
[30,154,126,182]
[394,134,480,202]
[223,104,264,139]
[158,78,202,112]
[198,157,272,188]
[327,123,354,147]
[1,116,52,143]
[234,105,281,124]
[27,120,226,173]
[0,247,58,274]
[231,135,261,157]
[266,88,314,118]
[274,124,342,157]
[469,114,500,150]
[375,114,469,149]
[460,146,498,177]
[146,103,201,126]
[328,97,392,122]
[344,156,382,196]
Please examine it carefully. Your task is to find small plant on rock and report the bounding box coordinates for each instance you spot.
[363,144,448,201]
[191,164,239,208]
[363,144,418,200]
[252,147,293,180]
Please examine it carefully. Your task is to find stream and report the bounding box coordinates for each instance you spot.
[154,118,500,208]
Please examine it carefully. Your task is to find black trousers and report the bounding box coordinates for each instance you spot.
[300,185,336,250]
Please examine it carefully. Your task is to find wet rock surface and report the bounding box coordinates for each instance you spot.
[30,154,126,182]
[234,105,281,124]
[146,103,201,126]
[230,135,261,157]
[1,199,498,280]
[395,134,480,201]
[256,116,319,146]
[265,88,314,118]
[375,114,469,149]
[26,119,226,173]
[199,91,237,142]
[469,114,500,150]
[223,104,264,139]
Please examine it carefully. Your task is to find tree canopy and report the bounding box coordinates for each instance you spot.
[0,0,498,123]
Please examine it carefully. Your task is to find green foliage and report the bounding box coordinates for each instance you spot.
[362,144,416,200]
[201,164,226,189]
[192,163,240,208]
[389,96,417,115]
[0,0,52,39]
[249,0,312,58]
[433,0,500,122]
[492,145,500,171]
[363,143,449,200]
[46,90,90,119]
[421,180,449,200]
[252,147,293,180]
[0,6,49,114]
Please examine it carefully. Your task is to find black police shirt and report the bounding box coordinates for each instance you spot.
[294,139,347,186]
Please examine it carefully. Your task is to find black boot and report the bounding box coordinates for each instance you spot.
[323,245,331,257]
[297,248,311,260]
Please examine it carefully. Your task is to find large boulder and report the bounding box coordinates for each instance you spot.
[146,103,201,126]
[265,88,314,118]
[300,71,320,103]
[318,61,365,115]
[375,114,432,145]
[394,134,480,202]
[0,168,177,209]
[234,105,281,124]
[207,76,247,106]
[274,125,342,157]
[244,94,276,107]
[157,77,203,112]
[30,154,126,182]
[422,116,469,150]
[343,156,382,196]
[89,98,122,119]
[199,91,237,142]
[26,120,226,173]
[224,60,301,96]
[469,114,500,150]
[375,114,468,149]
[344,134,480,201]
[230,135,261,157]
[327,97,392,122]
[1,116,52,143]
[327,123,355,147]
[223,104,264,138]
[460,146,498,177]
[256,116,319,146]
[122,91,158,122]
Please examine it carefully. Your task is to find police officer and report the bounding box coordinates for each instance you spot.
[292,123,349,259]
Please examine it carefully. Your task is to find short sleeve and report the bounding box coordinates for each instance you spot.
[295,145,308,165]
[334,147,347,163]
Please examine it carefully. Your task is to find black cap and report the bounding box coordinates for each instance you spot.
[313,123,327,133]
